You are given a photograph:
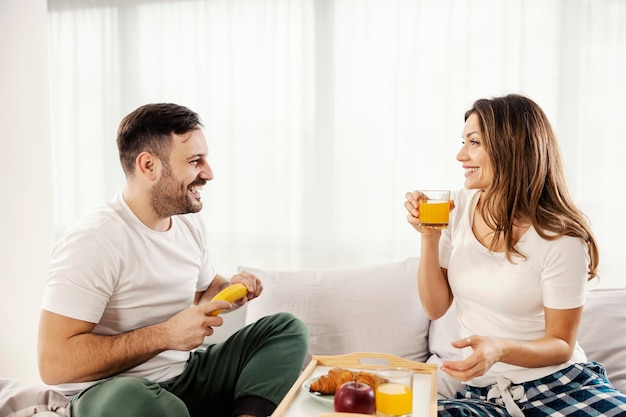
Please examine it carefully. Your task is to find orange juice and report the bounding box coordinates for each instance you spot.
[375,382,412,417]
[419,199,450,229]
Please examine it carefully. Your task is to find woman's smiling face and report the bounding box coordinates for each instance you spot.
[456,112,494,191]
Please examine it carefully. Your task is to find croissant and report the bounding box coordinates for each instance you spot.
[309,368,384,395]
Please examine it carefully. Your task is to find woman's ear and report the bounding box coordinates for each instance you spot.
[135,151,161,181]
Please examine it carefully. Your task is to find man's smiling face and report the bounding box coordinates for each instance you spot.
[150,128,213,218]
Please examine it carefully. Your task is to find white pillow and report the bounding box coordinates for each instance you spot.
[240,258,431,363]
[578,288,626,393]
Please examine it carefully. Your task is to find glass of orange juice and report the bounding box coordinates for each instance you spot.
[375,368,413,417]
[418,190,451,229]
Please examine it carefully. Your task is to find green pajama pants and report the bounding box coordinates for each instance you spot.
[70,312,309,417]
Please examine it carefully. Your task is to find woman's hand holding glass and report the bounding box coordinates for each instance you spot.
[404,190,454,233]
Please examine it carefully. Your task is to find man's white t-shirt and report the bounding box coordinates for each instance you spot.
[439,189,589,387]
[42,194,216,395]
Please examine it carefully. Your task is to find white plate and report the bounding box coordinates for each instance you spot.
[301,376,334,407]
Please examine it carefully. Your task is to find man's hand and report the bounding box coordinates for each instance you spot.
[196,272,263,308]
[160,300,231,351]
[228,271,263,306]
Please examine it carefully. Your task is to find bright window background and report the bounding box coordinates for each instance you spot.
[48,0,626,287]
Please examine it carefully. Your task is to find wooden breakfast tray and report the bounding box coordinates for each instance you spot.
[271,352,438,417]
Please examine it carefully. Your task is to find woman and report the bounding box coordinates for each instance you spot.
[404,94,626,416]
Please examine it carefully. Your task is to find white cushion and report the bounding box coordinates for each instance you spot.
[240,257,431,363]
[578,288,626,393]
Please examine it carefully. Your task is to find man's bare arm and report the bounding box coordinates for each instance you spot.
[38,300,229,385]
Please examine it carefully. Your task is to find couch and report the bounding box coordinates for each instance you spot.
[2,257,624,416]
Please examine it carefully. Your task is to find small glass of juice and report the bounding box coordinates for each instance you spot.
[418,190,451,229]
[375,368,413,417]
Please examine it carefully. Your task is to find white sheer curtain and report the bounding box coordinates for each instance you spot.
[48,0,626,287]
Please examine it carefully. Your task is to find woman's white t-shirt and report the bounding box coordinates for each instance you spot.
[42,194,216,395]
[439,189,589,387]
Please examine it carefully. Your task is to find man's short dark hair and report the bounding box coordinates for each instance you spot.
[117,103,203,176]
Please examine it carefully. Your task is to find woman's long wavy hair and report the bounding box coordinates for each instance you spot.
[466,94,599,280]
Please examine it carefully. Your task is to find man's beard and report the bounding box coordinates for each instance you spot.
[150,164,205,218]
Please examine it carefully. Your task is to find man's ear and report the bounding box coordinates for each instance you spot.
[135,152,161,181]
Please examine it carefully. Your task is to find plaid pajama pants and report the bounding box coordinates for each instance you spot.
[438,362,626,416]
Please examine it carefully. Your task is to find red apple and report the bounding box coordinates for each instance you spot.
[334,380,376,415]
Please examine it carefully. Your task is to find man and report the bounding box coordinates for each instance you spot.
[38,103,309,417]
